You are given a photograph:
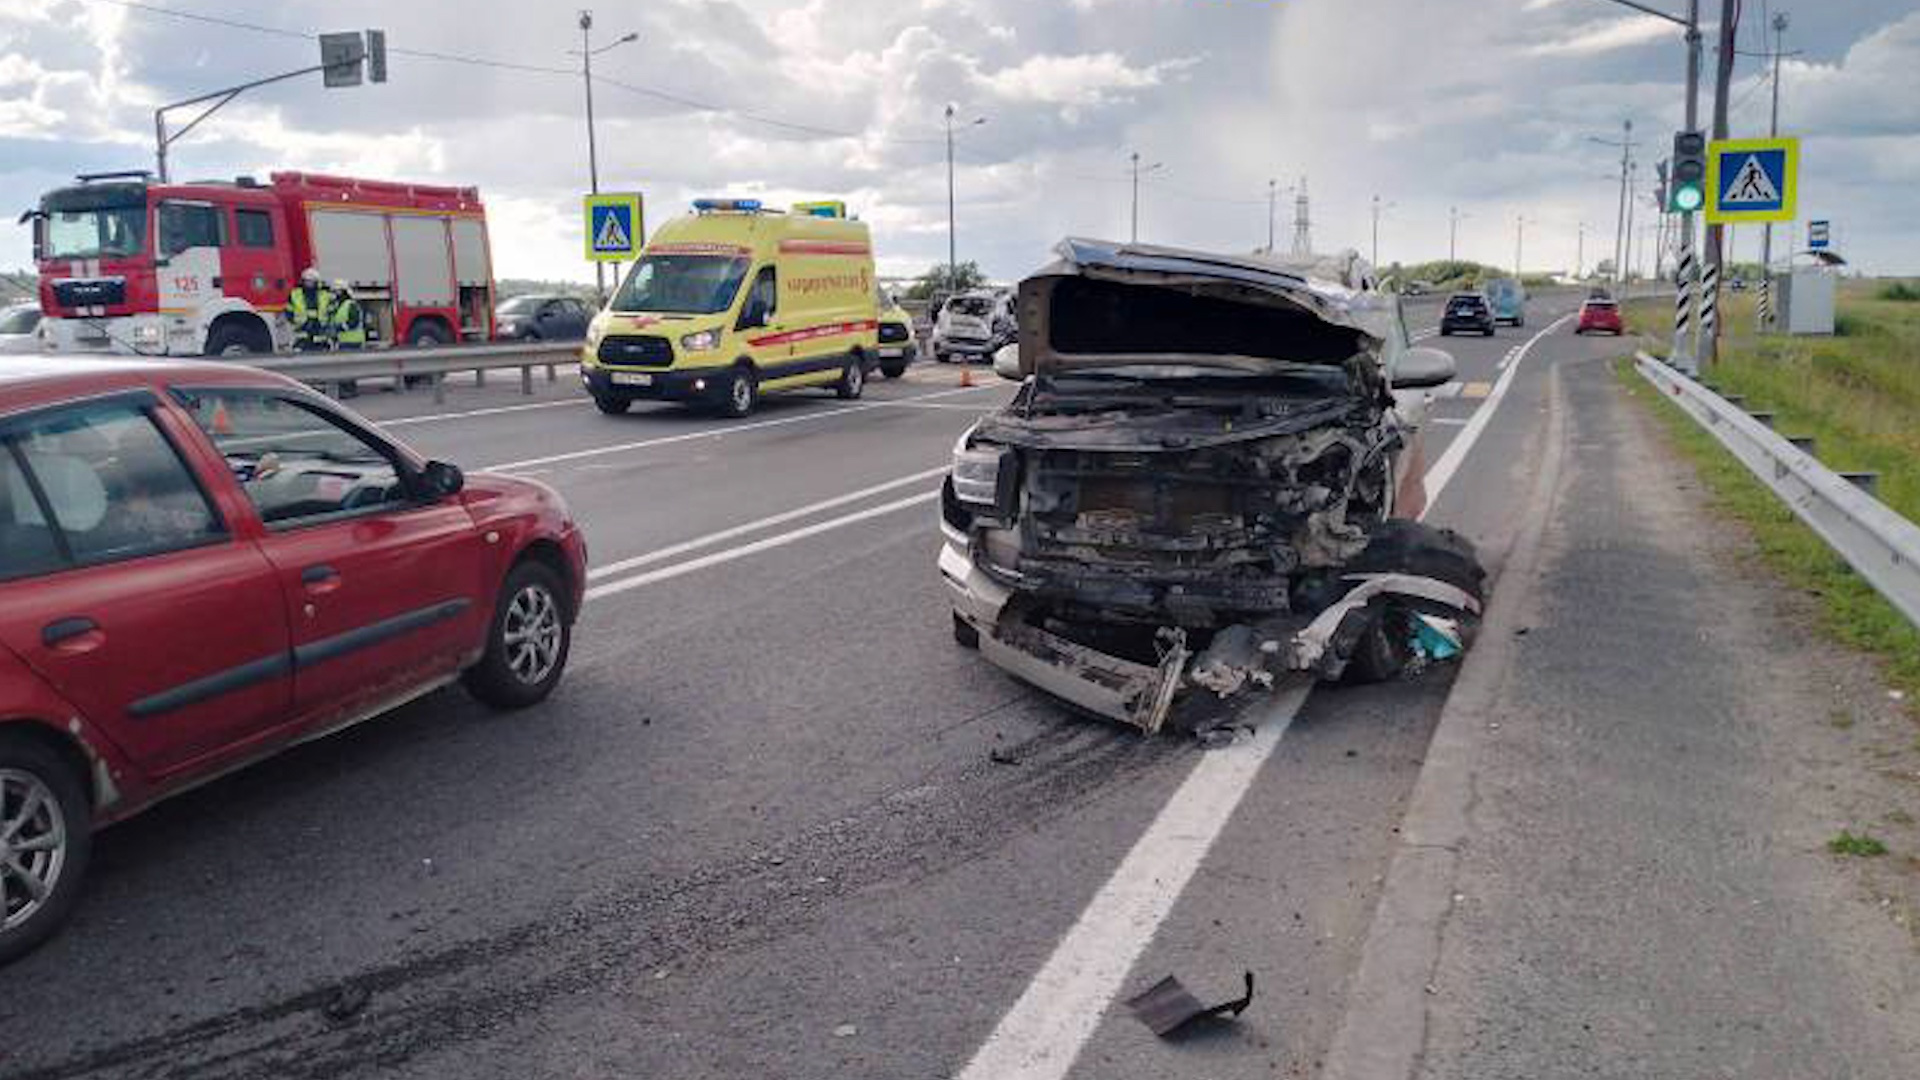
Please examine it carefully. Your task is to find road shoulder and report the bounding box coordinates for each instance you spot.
[1325,353,1920,1080]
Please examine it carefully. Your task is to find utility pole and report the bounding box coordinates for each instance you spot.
[1608,119,1634,290]
[576,12,637,298]
[1266,178,1278,253]
[1370,195,1394,267]
[1624,159,1637,284]
[1577,221,1586,278]
[943,107,986,291]
[1448,206,1468,262]
[1291,175,1312,256]
[1514,214,1525,278]
[1704,0,1738,365]
[1759,9,1788,328]
[1129,152,1163,243]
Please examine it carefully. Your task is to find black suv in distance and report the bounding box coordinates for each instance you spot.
[1439,292,1495,337]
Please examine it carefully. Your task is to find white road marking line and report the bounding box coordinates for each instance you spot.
[953,307,1578,1080]
[867,399,1003,411]
[1429,417,1471,426]
[1421,312,1573,512]
[952,683,1312,1080]
[482,384,1000,472]
[377,396,588,427]
[583,490,939,602]
[586,465,951,580]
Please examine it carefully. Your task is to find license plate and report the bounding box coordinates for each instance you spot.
[879,347,906,359]
[611,372,653,386]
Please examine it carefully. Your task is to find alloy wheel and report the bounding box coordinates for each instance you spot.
[502,585,563,686]
[0,768,68,934]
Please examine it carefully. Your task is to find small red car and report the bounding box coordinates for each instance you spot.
[1576,298,1624,335]
[0,358,586,962]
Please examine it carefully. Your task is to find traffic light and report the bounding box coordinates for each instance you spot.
[1670,130,1706,213]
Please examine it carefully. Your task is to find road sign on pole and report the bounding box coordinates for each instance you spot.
[319,32,366,88]
[1705,136,1798,224]
[1808,219,1830,250]
[583,192,644,262]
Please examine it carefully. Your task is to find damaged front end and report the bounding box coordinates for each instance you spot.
[940,238,1484,735]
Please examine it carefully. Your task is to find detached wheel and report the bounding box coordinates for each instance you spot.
[0,733,92,966]
[464,561,572,709]
[592,393,631,415]
[835,358,866,400]
[720,366,758,417]
[952,612,980,650]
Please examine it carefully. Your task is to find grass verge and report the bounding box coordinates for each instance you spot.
[1829,830,1891,858]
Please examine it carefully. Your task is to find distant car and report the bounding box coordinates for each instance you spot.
[0,303,42,354]
[1486,278,1527,327]
[494,294,591,342]
[1440,292,1496,336]
[0,357,587,963]
[876,293,915,378]
[1401,280,1430,296]
[1728,278,1748,291]
[1575,297,1624,335]
[932,289,1007,363]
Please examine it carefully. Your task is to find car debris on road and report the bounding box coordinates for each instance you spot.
[1124,970,1256,1037]
[939,239,1487,736]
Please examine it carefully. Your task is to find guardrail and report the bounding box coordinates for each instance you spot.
[1634,350,1920,629]
[250,340,582,402]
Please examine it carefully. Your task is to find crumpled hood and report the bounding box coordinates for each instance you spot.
[1014,237,1399,377]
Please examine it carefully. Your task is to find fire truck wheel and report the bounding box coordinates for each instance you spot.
[407,322,451,348]
[204,321,269,357]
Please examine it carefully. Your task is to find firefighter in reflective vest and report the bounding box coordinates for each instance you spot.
[330,280,367,350]
[289,268,334,351]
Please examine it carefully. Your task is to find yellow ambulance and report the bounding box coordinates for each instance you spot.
[581,198,880,417]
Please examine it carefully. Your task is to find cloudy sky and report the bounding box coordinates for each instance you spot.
[3,0,1916,283]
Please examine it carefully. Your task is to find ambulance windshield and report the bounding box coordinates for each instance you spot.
[611,254,753,315]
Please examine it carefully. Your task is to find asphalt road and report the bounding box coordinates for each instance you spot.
[1,293,1605,1080]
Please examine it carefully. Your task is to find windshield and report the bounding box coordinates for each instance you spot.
[44,204,147,260]
[497,296,541,315]
[0,306,39,334]
[611,255,752,315]
[948,297,992,317]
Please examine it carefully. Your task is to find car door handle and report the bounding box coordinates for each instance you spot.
[301,565,342,594]
[42,617,103,652]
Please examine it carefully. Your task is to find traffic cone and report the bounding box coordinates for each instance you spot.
[211,399,234,436]
[959,363,974,388]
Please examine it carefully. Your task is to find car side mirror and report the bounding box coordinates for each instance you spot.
[419,460,464,499]
[1392,346,1456,390]
[992,343,1024,381]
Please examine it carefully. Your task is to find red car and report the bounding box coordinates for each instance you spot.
[1576,298,1624,335]
[0,358,586,961]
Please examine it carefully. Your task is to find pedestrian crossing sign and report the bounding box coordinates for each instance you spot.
[1705,137,1797,224]
[583,192,644,261]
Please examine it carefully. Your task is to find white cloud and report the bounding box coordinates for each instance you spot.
[1527,15,1674,57]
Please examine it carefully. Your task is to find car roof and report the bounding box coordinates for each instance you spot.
[1449,291,1486,300]
[0,357,304,417]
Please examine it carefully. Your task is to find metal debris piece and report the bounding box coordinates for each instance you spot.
[321,984,370,1023]
[989,747,1021,766]
[1124,970,1255,1037]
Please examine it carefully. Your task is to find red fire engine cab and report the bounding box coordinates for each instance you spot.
[30,170,495,356]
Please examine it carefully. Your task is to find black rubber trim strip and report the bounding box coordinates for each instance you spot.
[293,598,472,671]
[128,651,291,719]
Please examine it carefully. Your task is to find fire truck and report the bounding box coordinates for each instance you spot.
[28,170,496,356]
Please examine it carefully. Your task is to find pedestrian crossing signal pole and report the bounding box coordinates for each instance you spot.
[1703,0,1738,369]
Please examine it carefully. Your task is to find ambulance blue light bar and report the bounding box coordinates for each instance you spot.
[693,198,763,213]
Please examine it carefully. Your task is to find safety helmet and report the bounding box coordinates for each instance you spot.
[333,280,350,292]
[300,267,320,284]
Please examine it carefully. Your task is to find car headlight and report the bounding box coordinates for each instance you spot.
[952,444,1006,506]
[498,320,517,334]
[681,329,721,352]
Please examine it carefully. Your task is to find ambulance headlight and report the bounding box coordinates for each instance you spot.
[952,444,1008,507]
[680,329,721,352]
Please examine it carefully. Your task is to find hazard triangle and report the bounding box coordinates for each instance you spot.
[594,210,630,251]
[1723,156,1779,204]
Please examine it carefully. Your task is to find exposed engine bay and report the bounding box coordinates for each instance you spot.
[938,238,1486,735]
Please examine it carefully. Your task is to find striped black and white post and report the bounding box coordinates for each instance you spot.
[1700,260,1720,344]
[1757,276,1773,329]
[1674,249,1696,339]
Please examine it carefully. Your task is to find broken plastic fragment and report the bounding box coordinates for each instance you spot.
[1411,614,1462,661]
[1124,970,1256,1037]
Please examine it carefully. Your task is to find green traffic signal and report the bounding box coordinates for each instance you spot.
[1671,183,1704,213]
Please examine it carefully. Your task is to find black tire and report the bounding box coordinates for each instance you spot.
[952,612,980,650]
[463,560,573,709]
[204,320,270,358]
[1337,520,1487,685]
[0,731,92,966]
[719,365,758,418]
[1439,327,1451,336]
[835,357,866,400]
[592,393,631,415]
[1344,606,1418,684]
[880,361,907,379]
[406,321,451,348]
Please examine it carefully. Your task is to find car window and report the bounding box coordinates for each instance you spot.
[157,202,225,257]
[234,208,275,249]
[0,306,40,334]
[173,390,411,528]
[0,400,224,578]
[738,267,777,327]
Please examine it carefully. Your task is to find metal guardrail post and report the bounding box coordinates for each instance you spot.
[1635,351,1920,630]
[432,373,446,405]
[521,366,533,395]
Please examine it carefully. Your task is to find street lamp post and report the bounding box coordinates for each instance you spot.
[1448,206,1469,262]
[1514,214,1526,278]
[1370,195,1395,268]
[1759,10,1789,327]
[944,105,986,293]
[574,11,637,299]
[1267,178,1278,253]
[1128,152,1164,243]
[1576,220,1586,278]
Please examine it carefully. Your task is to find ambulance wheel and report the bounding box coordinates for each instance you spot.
[592,393,630,415]
[835,358,866,400]
[721,366,758,418]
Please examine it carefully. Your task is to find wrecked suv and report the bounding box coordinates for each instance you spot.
[938,239,1484,734]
